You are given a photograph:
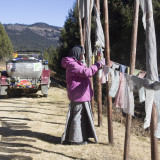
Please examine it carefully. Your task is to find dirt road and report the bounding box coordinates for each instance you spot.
[0,86,159,160]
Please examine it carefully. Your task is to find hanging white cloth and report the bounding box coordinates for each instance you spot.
[138,72,146,103]
[94,5,105,48]
[144,89,155,129]
[79,0,85,19]
[111,62,120,70]
[123,76,135,116]
[114,73,127,109]
[154,90,160,138]
[123,90,135,116]
[109,69,120,98]
[79,0,94,66]
[100,69,106,84]
[84,0,94,66]
[139,87,145,103]
[101,65,109,83]
[140,0,159,132]
[126,74,144,92]
[150,81,160,91]
[140,0,158,81]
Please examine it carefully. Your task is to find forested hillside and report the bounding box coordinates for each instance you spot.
[4,23,61,51]
[0,23,13,60]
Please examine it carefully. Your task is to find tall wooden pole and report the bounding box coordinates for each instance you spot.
[77,0,84,47]
[86,0,95,116]
[103,0,113,145]
[89,0,95,116]
[82,18,86,44]
[95,0,100,11]
[123,0,139,159]
[150,103,159,160]
[146,0,159,158]
[95,0,102,127]
[78,0,95,116]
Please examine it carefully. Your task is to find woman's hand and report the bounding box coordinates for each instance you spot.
[99,58,105,65]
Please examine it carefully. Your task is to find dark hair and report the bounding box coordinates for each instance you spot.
[69,45,85,61]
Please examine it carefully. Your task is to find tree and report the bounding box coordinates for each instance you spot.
[44,46,58,70]
[0,23,13,60]
[100,0,160,71]
[56,0,160,76]
[56,1,80,77]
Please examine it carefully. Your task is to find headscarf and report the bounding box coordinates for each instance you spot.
[69,45,85,61]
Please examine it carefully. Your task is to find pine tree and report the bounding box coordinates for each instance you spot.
[56,0,160,76]
[0,23,13,60]
[56,1,80,77]
[44,46,58,70]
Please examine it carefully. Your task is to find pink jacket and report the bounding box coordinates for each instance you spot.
[61,57,102,102]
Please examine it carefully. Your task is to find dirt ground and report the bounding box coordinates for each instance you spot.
[0,85,159,160]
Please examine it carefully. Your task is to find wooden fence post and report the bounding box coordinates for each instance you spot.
[123,0,139,159]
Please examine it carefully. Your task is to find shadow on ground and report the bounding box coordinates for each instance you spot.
[0,118,79,159]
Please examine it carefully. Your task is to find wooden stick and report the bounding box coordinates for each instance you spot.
[150,103,159,160]
[95,0,102,127]
[103,0,113,145]
[91,78,95,117]
[77,0,84,47]
[96,52,102,126]
[78,0,95,116]
[146,0,159,159]
[82,18,86,45]
[123,0,139,159]
[84,0,89,66]
[95,0,100,11]
[88,0,95,116]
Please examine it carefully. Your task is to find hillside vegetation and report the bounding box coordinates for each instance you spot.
[4,23,61,51]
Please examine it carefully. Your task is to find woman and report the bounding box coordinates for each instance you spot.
[61,45,104,145]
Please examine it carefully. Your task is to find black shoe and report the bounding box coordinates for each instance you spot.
[62,141,71,145]
[86,139,94,143]
[70,141,88,145]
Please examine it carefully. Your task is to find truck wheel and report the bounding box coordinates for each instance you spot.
[48,77,51,88]
[0,86,8,96]
[41,84,48,97]
[43,94,48,97]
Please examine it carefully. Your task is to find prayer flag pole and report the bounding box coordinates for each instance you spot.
[103,0,114,145]
[82,18,86,43]
[95,0,103,127]
[89,0,95,116]
[95,0,100,11]
[146,0,159,158]
[123,0,139,159]
[82,0,95,115]
[150,103,159,160]
[139,0,159,159]
[77,0,84,47]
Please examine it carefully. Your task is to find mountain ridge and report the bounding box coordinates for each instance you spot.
[4,22,62,51]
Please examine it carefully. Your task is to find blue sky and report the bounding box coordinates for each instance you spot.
[0,0,76,27]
